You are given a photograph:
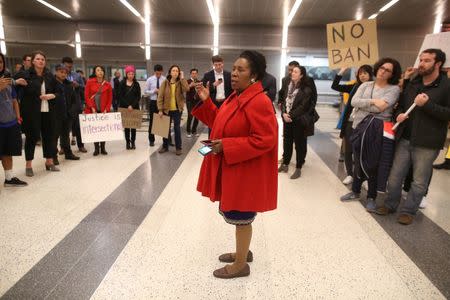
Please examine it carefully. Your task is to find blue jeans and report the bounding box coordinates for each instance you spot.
[163,110,182,150]
[384,139,439,215]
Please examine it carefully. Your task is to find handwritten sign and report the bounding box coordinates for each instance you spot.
[79,113,123,143]
[327,19,379,69]
[118,108,143,129]
[414,32,450,68]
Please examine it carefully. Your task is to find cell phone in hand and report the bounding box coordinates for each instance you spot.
[218,78,223,82]
[198,145,212,156]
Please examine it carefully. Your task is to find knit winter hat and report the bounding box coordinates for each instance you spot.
[124,65,135,74]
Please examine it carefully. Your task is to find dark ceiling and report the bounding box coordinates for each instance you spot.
[1,0,448,28]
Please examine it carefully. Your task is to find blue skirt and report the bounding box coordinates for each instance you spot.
[219,206,256,226]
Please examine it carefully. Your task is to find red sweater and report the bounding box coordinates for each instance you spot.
[84,77,113,113]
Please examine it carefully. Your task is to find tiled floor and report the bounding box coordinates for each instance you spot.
[0,107,449,299]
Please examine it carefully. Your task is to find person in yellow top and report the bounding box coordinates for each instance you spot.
[157,65,189,155]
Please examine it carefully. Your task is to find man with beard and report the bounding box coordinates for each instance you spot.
[376,49,450,225]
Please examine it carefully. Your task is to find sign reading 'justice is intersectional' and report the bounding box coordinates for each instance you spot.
[327,19,379,69]
[79,112,124,143]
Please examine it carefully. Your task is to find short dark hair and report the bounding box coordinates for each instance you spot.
[239,50,267,81]
[154,64,163,72]
[22,54,31,61]
[76,69,84,74]
[31,50,46,61]
[212,55,223,63]
[422,48,446,70]
[288,61,300,67]
[190,68,198,73]
[62,56,73,64]
[373,57,402,85]
[356,64,374,84]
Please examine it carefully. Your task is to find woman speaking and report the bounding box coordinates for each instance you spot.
[193,50,278,279]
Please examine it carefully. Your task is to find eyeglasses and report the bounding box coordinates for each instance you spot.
[379,66,393,73]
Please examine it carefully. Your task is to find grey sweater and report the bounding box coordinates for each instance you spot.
[351,81,400,128]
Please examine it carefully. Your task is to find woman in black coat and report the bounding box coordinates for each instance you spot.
[118,66,141,149]
[278,66,315,179]
[16,50,59,176]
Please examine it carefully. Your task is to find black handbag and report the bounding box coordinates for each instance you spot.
[299,107,320,127]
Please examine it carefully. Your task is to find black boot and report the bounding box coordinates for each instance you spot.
[93,142,100,156]
[100,142,108,155]
[126,140,131,150]
[131,141,136,150]
[433,158,450,170]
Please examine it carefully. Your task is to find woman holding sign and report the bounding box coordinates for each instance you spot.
[84,65,113,156]
[119,65,141,150]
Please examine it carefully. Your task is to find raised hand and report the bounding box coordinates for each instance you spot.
[404,67,416,80]
[195,81,210,101]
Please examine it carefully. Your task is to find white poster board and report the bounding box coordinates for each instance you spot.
[79,112,124,143]
[414,32,450,68]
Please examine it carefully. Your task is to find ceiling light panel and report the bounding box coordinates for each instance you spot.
[35,0,72,18]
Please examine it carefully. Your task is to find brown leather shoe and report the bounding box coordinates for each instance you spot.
[175,149,182,156]
[78,147,88,153]
[219,250,253,263]
[398,214,414,225]
[375,206,395,216]
[213,264,250,279]
[158,147,168,154]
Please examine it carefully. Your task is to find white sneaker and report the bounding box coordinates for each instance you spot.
[342,176,353,185]
[419,197,427,209]
[186,133,192,138]
[362,181,368,190]
[195,133,200,137]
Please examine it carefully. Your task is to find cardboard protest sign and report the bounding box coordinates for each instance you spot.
[118,108,143,129]
[151,113,170,138]
[414,32,450,68]
[327,19,379,69]
[79,112,124,143]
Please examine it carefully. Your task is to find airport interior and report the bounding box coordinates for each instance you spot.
[0,0,449,299]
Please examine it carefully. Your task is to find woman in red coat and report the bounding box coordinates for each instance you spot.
[84,65,113,156]
[193,51,278,279]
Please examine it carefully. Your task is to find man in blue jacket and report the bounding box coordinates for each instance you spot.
[376,49,450,225]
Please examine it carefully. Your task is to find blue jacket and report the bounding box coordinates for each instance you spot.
[351,115,395,192]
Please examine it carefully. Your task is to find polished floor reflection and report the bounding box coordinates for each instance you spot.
[0,107,449,299]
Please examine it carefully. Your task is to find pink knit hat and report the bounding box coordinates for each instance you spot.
[124,65,135,74]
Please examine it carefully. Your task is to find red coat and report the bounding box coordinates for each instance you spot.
[192,82,278,212]
[84,78,113,113]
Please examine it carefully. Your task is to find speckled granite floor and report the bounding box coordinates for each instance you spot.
[0,106,448,299]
